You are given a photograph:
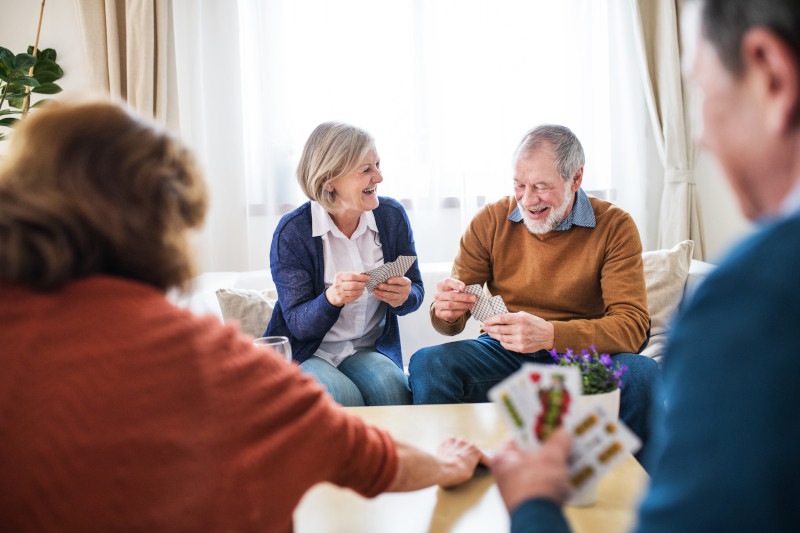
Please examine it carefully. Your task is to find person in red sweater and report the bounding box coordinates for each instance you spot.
[0,100,484,532]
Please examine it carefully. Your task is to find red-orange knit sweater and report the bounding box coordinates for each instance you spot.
[432,194,650,354]
[0,276,398,532]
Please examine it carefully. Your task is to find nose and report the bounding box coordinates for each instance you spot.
[373,169,383,183]
[522,187,540,206]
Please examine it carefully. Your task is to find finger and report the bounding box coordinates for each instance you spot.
[435,291,477,304]
[545,428,573,459]
[437,278,467,292]
[384,276,411,286]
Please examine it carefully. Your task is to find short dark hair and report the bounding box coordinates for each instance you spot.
[0,100,208,291]
[701,0,800,75]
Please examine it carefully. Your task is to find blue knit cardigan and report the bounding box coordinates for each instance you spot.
[264,197,424,368]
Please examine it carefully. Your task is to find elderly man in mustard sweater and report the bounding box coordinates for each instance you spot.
[408,124,658,461]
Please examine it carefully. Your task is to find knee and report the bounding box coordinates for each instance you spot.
[614,353,658,394]
[408,344,452,378]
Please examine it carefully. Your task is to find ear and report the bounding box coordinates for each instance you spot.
[571,167,583,191]
[741,28,800,134]
[322,173,335,192]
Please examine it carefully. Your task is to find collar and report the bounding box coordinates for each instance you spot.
[311,201,378,239]
[508,188,596,230]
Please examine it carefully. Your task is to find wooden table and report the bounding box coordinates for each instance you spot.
[294,403,649,533]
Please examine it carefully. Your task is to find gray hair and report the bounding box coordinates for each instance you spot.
[701,0,800,76]
[512,124,585,181]
[296,121,376,211]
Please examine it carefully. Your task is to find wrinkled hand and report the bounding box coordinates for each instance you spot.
[482,311,554,353]
[325,272,370,307]
[373,276,412,308]
[491,429,573,512]
[433,278,477,322]
[436,437,488,488]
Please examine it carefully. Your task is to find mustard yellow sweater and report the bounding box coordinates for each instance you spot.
[432,194,649,355]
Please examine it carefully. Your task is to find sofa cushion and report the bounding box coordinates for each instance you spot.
[640,240,694,360]
[215,288,278,339]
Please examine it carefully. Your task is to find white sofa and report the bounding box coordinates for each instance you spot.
[172,241,715,366]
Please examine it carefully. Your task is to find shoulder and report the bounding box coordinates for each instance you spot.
[589,195,635,226]
[473,196,515,225]
[272,202,313,245]
[706,214,800,293]
[375,196,410,222]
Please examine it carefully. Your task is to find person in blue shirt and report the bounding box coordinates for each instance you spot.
[489,1,800,531]
[265,122,423,406]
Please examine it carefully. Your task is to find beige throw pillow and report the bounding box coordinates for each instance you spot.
[640,240,694,360]
[215,288,278,339]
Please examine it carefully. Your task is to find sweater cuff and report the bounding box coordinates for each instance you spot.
[429,301,468,335]
[511,499,570,533]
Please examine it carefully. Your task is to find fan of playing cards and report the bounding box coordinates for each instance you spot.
[363,255,417,292]
[488,363,641,504]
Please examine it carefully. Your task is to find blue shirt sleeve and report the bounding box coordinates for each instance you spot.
[511,499,571,533]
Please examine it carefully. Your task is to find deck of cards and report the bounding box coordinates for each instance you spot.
[463,284,509,322]
[363,255,417,292]
[488,363,641,503]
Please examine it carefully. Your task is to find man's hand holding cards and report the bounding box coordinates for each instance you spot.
[488,364,641,504]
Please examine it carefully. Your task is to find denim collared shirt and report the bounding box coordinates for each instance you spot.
[507,188,596,230]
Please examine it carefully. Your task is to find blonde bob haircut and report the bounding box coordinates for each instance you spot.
[296,121,375,211]
[0,100,208,291]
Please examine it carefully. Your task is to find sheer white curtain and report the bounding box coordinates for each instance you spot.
[173,0,654,271]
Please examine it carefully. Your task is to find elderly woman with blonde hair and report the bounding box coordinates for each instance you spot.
[265,122,423,406]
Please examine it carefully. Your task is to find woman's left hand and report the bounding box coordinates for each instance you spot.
[373,276,412,308]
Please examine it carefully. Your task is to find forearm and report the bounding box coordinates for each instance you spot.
[387,441,467,492]
[551,307,649,354]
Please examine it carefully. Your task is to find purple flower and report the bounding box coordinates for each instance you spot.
[549,348,559,362]
[600,353,613,368]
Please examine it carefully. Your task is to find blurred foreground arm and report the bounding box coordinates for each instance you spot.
[388,438,486,492]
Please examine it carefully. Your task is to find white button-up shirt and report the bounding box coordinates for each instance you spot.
[310,201,386,367]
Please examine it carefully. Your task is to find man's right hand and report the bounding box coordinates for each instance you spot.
[433,278,478,322]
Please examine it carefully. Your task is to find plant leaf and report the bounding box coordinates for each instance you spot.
[33,60,64,83]
[12,53,37,72]
[39,48,57,62]
[32,82,61,94]
[0,47,14,71]
[0,108,23,116]
[9,76,40,88]
[0,133,6,141]
[0,117,19,127]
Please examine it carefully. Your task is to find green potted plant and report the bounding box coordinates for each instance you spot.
[548,345,628,420]
[0,2,63,142]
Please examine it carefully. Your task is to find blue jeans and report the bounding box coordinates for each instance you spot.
[300,350,412,407]
[408,334,659,464]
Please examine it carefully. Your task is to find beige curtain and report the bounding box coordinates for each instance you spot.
[74,0,178,128]
[632,0,705,259]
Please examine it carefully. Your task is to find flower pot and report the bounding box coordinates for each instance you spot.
[566,387,621,507]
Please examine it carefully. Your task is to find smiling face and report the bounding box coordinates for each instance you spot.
[513,146,582,234]
[328,148,383,224]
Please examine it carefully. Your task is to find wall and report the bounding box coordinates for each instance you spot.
[0,1,751,266]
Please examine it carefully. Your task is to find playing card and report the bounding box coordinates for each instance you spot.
[566,404,641,498]
[524,364,582,443]
[363,255,417,292]
[490,364,641,503]
[463,284,509,322]
[488,374,538,450]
